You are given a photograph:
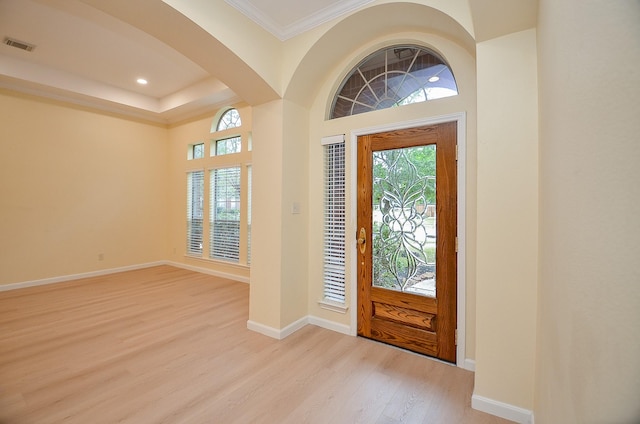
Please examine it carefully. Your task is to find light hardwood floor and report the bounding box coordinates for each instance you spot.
[0,265,511,424]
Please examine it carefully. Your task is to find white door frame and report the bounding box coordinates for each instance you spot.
[348,112,468,369]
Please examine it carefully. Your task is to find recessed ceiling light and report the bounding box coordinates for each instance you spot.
[136,78,148,85]
[428,76,440,83]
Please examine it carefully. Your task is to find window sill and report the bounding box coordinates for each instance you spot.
[318,299,348,314]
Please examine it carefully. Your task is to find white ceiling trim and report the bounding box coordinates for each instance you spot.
[225,0,374,41]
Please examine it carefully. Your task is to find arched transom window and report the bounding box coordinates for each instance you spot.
[330,45,458,119]
[216,108,242,131]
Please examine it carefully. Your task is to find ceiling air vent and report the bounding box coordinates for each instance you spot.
[4,37,36,52]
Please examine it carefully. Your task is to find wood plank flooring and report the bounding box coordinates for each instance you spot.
[0,265,511,423]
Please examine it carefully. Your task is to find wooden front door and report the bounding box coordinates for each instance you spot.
[357,122,457,363]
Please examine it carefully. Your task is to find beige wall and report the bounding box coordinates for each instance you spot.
[474,29,539,410]
[535,1,640,422]
[279,100,309,326]
[248,100,285,328]
[248,99,310,330]
[0,90,169,285]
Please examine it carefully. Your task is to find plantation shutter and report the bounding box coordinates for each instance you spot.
[322,135,346,303]
[186,170,204,256]
[210,167,241,262]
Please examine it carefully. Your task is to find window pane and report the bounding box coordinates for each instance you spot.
[330,45,458,119]
[323,141,346,303]
[210,167,241,262]
[187,171,204,256]
[247,165,252,265]
[188,142,204,160]
[216,108,242,131]
[372,145,436,298]
[193,143,204,159]
[215,136,241,156]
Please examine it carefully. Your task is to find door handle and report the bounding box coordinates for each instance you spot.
[357,227,366,254]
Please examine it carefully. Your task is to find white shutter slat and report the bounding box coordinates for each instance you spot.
[247,165,252,265]
[186,170,204,256]
[323,140,346,303]
[210,167,241,263]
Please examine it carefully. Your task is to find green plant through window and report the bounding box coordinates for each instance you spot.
[372,145,437,296]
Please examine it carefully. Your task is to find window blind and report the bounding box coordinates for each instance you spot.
[210,167,241,262]
[186,170,204,256]
[323,136,346,303]
[247,165,252,265]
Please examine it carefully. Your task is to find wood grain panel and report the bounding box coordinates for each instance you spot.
[373,301,436,331]
[370,318,438,357]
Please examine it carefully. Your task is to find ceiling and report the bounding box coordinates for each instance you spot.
[225,0,374,40]
[0,0,372,125]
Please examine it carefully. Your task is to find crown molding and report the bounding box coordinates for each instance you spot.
[225,0,374,41]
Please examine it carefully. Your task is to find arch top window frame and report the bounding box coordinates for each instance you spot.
[329,44,458,120]
[215,108,242,132]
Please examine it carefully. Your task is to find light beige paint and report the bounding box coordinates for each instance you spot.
[248,100,285,328]
[246,98,310,329]
[535,0,640,422]
[474,29,539,409]
[279,100,310,326]
[0,90,169,285]
[162,0,284,96]
[468,0,537,43]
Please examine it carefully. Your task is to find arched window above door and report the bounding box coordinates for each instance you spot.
[215,108,242,131]
[330,45,458,119]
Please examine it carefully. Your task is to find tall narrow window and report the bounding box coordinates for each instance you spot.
[322,136,346,303]
[247,165,252,265]
[210,167,241,262]
[186,170,204,256]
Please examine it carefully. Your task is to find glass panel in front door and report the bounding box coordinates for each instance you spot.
[372,145,436,297]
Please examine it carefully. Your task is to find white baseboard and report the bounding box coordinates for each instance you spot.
[246,316,309,340]
[1,260,250,293]
[308,315,351,335]
[165,261,249,284]
[246,314,352,340]
[246,320,283,339]
[463,358,476,371]
[280,316,309,338]
[0,261,166,292]
[472,394,534,424]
